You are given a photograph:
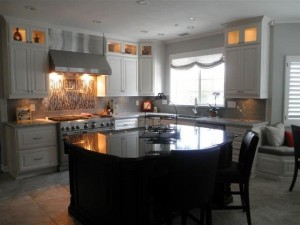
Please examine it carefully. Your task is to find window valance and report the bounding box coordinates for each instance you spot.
[171,54,224,70]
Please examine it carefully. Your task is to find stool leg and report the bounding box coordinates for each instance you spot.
[289,163,298,192]
[244,183,252,225]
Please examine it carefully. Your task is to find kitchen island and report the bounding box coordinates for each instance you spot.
[64,125,233,225]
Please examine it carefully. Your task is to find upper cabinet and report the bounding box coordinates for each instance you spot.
[138,42,164,96]
[0,16,49,99]
[223,16,271,99]
[9,24,47,46]
[106,39,138,57]
[98,38,138,96]
[225,23,261,47]
[97,55,138,97]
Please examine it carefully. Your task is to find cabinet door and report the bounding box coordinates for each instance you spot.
[106,56,123,95]
[240,45,260,96]
[139,58,154,95]
[123,57,138,95]
[225,47,240,97]
[122,134,139,158]
[9,44,31,97]
[30,46,48,96]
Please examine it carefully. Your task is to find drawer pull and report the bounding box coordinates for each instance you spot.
[33,157,44,161]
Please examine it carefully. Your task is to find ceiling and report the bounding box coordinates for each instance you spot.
[0,0,299,42]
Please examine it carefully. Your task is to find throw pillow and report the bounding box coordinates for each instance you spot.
[285,131,294,147]
[265,123,285,147]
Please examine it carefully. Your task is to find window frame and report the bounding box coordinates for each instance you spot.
[168,47,225,107]
[283,55,300,126]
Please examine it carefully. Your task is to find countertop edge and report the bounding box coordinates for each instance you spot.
[6,119,57,128]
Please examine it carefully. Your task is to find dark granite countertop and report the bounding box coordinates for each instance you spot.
[64,125,232,159]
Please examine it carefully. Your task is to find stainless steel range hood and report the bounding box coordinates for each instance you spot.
[49,49,112,75]
[48,28,112,75]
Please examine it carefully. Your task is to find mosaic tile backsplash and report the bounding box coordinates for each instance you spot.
[46,74,96,111]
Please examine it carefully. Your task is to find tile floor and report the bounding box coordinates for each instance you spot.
[0,171,299,225]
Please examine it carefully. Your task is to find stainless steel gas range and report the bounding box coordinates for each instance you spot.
[48,114,115,171]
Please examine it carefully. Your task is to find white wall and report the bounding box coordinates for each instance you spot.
[268,23,300,125]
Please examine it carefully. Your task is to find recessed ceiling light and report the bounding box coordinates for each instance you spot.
[189,17,196,21]
[92,20,102,24]
[141,30,148,33]
[24,5,36,11]
[174,24,179,27]
[158,33,165,36]
[187,26,195,29]
[136,0,148,5]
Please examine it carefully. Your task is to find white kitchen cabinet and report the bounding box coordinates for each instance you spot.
[9,23,47,46]
[223,16,270,99]
[0,17,49,99]
[225,22,261,47]
[9,44,48,98]
[106,38,138,57]
[107,131,139,158]
[139,42,164,96]
[225,44,263,97]
[99,55,138,96]
[5,124,58,179]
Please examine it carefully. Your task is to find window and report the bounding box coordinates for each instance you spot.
[284,56,300,126]
[170,50,224,107]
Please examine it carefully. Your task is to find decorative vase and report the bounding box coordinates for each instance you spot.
[209,110,218,117]
[33,34,40,43]
[13,28,22,41]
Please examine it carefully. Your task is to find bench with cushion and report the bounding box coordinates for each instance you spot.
[257,123,296,180]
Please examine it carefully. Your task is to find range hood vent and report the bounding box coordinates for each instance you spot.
[49,49,112,75]
[48,28,111,75]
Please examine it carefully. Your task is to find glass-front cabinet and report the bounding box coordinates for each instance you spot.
[140,43,153,57]
[106,39,137,57]
[223,16,271,99]
[9,24,47,46]
[225,23,260,47]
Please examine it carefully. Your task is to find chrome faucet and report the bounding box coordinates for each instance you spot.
[192,98,198,115]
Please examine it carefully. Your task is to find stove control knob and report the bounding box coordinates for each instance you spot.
[91,122,96,128]
[71,126,75,130]
[101,123,105,127]
[61,127,65,131]
[84,123,88,129]
[66,127,70,131]
[106,122,110,126]
[110,122,114,126]
[76,125,80,130]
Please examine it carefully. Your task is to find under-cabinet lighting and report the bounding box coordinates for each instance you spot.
[49,72,63,82]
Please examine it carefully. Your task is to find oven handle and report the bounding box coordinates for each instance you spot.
[81,128,113,134]
[61,131,81,137]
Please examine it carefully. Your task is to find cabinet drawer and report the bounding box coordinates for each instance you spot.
[115,118,138,130]
[19,146,58,172]
[17,126,56,150]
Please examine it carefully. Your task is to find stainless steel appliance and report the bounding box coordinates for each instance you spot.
[48,114,114,171]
